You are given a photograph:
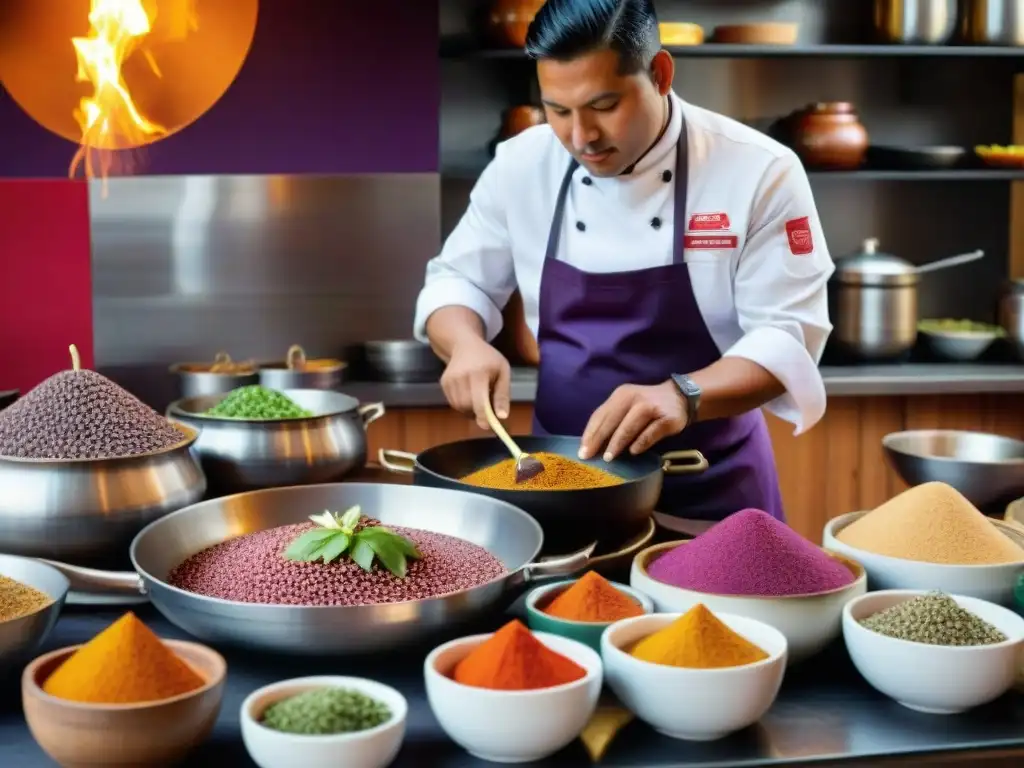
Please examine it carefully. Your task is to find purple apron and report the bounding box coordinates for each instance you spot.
[531,116,785,523]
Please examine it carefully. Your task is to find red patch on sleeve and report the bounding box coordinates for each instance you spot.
[785,217,813,255]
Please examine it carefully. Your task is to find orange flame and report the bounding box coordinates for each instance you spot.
[69,0,196,185]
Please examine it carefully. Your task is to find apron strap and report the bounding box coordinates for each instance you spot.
[544,158,579,262]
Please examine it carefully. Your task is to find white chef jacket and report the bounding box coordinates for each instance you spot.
[414,92,834,435]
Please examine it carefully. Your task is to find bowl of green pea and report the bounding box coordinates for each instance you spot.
[166,386,385,495]
[240,676,407,768]
[918,319,1005,361]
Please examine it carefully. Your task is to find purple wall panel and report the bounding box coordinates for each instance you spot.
[0,1,439,177]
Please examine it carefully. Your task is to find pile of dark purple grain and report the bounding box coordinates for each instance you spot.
[0,370,187,460]
[168,519,509,606]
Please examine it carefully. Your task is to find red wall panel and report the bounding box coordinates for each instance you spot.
[0,180,93,393]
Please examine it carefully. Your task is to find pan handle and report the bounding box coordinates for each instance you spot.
[521,542,596,582]
[378,448,416,474]
[357,402,386,428]
[39,560,147,596]
[661,449,709,475]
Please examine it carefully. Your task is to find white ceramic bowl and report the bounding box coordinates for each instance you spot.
[601,612,787,741]
[843,590,1024,714]
[424,630,602,763]
[629,540,866,664]
[823,511,1024,606]
[240,676,407,768]
[920,328,999,361]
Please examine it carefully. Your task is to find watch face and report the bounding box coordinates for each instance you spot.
[674,374,699,397]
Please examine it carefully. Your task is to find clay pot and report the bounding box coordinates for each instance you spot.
[501,105,545,139]
[489,0,547,48]
[790,102,869,171]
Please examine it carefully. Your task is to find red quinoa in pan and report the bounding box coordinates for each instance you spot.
[168,521,508,606]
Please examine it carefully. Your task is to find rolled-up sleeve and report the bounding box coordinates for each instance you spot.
[413,147,517,343]
[723,151,835,435]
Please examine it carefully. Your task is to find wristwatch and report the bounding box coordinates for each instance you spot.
[670,373,701,424]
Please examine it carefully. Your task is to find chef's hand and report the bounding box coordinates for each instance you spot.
[440,336,512,430]
[579,381,687,462]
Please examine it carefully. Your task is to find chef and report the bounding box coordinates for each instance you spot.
[413,0,834,522]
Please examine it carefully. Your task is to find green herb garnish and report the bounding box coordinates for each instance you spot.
[283,506,421,577]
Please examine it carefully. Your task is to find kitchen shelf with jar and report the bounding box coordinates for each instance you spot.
[440,40,1024,59]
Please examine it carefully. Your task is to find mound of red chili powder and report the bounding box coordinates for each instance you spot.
[646,508,856,597]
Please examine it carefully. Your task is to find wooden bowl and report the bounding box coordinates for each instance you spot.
[713,23,799,45]
[22,640,226,768]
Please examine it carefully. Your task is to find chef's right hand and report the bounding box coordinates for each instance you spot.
[440,336,512,430]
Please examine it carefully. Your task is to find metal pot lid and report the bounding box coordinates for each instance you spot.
[832,238,919,286]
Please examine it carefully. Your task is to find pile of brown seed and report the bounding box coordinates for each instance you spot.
[168,521,509,606]
[0,575,53,622]
[0,370,187,460]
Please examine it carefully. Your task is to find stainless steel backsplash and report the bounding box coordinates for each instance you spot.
[89,174,440,403]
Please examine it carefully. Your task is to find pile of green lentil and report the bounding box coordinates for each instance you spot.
[859,592,1007,647]
[204,386,312,420]
[261,687,392,735]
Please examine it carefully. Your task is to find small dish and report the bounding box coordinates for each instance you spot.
[0,555,68,672]
[424,630,602,763]
[525,578,654,652]
[843,590,1024,714]
[23,640,225,768]
[824,511,1024,606]
[601,612,787,741]
[241,676,407,768]
[918,326,1000,361]
[630,540,866,663]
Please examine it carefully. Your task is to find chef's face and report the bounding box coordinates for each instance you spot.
[537,48,673,177]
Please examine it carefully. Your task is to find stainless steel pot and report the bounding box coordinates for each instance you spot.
[167,390,385,495]
[0,426,205,564]
[258,345,348,391]
[170,352,258,399]
[363,340,445,383]
[874,0,957,43]
[998,279,1024,360]
[828,238,985,360]
[960,0,1024,45]
[41,483,593,655]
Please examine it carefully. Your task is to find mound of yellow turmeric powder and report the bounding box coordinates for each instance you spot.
[461,452,623,491]
[629,604,769,669]
[43,612,206,704]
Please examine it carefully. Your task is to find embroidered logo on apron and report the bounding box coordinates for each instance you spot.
[684,235,738,250]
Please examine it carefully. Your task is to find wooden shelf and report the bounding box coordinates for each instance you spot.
[441,41,1024,59]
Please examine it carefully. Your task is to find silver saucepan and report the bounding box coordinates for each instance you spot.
[40,483,592,655]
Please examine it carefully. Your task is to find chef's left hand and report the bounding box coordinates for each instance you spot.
[579,381,687,462]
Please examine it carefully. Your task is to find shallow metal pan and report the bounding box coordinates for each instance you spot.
[41,483,590,655]
[379,435,707,552]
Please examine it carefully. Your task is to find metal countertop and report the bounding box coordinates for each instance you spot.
[339,364,1024,409]
[3,605,1022,767]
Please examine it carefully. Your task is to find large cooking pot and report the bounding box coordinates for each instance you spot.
[873,0,957,44]
[167,390,384,496]
[828,238,985,360]
[41,483,592,655]
[959,0,1024,45]
[378,436,708,553]
[0,426,205,565]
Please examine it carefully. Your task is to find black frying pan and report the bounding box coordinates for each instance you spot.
[378,435,707,553]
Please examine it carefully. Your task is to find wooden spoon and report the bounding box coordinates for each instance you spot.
[482,398,545,483]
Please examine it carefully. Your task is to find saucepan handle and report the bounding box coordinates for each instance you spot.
[40,560,147,596]
[661,449,709,475]
[377,448,416,475]
[357,401,386,428]
[521,542,596,582]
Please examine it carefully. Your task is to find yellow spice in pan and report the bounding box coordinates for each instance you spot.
[460,452,624,491]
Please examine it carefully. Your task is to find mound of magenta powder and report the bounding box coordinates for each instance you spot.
[646,508,856,597]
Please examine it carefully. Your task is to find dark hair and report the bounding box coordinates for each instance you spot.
[524,0,660,74]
